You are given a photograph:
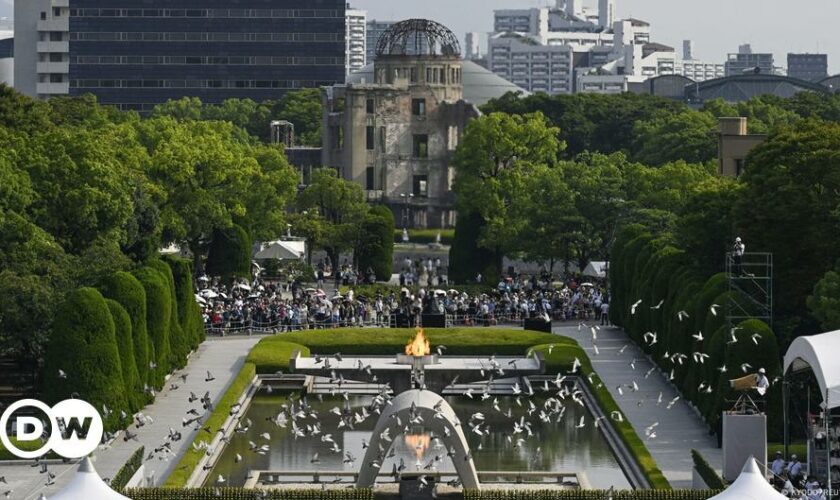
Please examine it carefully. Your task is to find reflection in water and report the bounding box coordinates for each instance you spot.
[209,393,630,489]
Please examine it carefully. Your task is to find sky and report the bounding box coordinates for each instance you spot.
[352,0,840,73]
[0,0,836,73]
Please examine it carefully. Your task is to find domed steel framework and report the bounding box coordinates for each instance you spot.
[375,19,461,58]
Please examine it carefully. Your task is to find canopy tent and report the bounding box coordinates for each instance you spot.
[47,457,131,499]
[708,457,786,500]
[582,261,608,279]
[784,330,840,408]
[254,240,304,261]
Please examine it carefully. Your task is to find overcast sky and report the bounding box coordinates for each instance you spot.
[0,0,835,72]
[353,0,839,73]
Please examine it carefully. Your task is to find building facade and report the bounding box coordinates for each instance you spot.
[489,35,573,95]
[17,0,346,110]
[346,7,367,74]
[787,53,828,82]
[725,46,774,76]
[718,117,766,177]
[323,19,479,229]
[14,0,70,98]
[0,22,12,88]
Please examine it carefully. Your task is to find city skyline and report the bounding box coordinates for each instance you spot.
[350,0,837,73]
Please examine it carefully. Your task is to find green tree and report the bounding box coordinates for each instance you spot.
[452,112,563,272]
[151,97,203,121]
[43,288,129,431]
[297,168,368,267]
[632,109,717,166]
[164,256,205,347]
[104,299,143,410]
[675,178,741,276]
[99,272,151,388]
[355,205,395,281]
[807,262,840,331]
[206,224,252,281]
[0,84,51,135]
[271,88,323,146]
[132,267,172,387]
[149,259,188,369]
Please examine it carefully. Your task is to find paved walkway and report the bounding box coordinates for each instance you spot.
[5,336,261,500]
[556,324,722,488]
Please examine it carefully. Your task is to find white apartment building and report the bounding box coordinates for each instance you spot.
[14,0,70,98]
[346,8,367,74]
[678,60,725,81]
[465,32,481,60]
[489,35,573,95]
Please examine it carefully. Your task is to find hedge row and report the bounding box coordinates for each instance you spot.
[357,205,395,280]
[691,449,725,489]
[464,491,721,500]
[609,226,783,440]
[126,489,374,500]
[43,258,203,432]
[394,228,455,245]
[112,446,145,491]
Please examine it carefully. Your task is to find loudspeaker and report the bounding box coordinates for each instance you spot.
[421,314,446,328]
[524,318,552,333]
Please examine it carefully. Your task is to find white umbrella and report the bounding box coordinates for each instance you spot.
[48,457,130,499]
[234,283,252,291]
[434,289,446,295]
[708,456,787,500]
[194,294,207,305]
[199,289,218,299]
[197,275,211,282]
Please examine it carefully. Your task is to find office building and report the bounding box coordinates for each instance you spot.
[787,53,828,82]
[14,0,70,98]
[725,45,774,76]
[16,1,346,109]
[677,40,724,82]
[465,32,481,60]
[346,7,367,74]
[683,39,693,60]
[489,34,573,95]
[598,0,615,29]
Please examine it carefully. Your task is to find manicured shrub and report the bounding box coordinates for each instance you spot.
[100,271,151,388]
[165,256,205,347]
[356,205,395,281]
[105,299,143,411]
[132,266,172,387]
[43,287,129,431]
[449,211,498,284]
[692,273,727,338]
[149,259,188,369]
[128,488,375,499]
[112,446,144,491]
[247,340,310,374]
[206,224,252,280]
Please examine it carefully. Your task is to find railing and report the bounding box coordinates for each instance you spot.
[244,470,587,489]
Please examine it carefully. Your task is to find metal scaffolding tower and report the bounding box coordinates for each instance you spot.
[725,252,773,330]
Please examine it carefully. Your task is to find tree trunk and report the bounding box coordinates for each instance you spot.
[190,238,203,277]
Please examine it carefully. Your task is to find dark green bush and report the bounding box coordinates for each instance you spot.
[112,445,144,491]
[149,259,188,369]
[691,449,725,489]
[356,205,394,280]
[104,299,143,411]
[133,266,172,387]
[206,224,252,280]
[165,256,204,347]
[43,287,129,431]
[128,488,374,499]
[100,271,152,388]
[247,340,310,374]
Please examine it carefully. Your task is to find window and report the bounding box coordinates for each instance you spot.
[49,74,63,83]
[49,53,63,62]
[366,167,375,190]
[40,11,47,20]
[413,175,429,197]
[366,99,374,114]
[412,98,426,116]
[413,135,429,158]
[366,126,375,150]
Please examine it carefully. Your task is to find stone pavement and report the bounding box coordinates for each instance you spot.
[556,323,722,488]
[4,336,261,500]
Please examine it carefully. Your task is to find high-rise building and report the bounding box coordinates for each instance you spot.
[682,39,694,60]
[464,32,481,60]
[598,0,615,29]
[787,53,828,82]
[725,45,774,76]
[677,40,724,82]
[346,7,367,74]
[16,1,346,110]
[489,35,573,95]
[14,0,70,98]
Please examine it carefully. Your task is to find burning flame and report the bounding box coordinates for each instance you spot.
[405,327,430,357]
[404,433,431,460]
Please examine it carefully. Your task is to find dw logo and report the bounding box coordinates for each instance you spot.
[0,399,104,459]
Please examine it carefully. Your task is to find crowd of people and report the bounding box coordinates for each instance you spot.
[770,451,825,499]
[196,266,610,334]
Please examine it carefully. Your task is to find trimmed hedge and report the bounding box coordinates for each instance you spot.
[43,287,129,431]
[165,256,205,348]
[246,339,310,374]
[206,224,252,280]
[112,445,145,491]
[133,266,172,388]
[105,299,144,411]
[127,489,374,499]
[394,228,455,245]
[164,362,257,487]
[691,449,725,489]
[464,491,721,500]
[149,259,188,369]
[100,271,152,388]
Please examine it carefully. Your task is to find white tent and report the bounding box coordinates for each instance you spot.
[582,261,609,279]
[784,330,840,408]
[47,457,131,499]
[254,240,304,261]
[708,456,786,500]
